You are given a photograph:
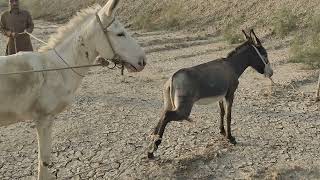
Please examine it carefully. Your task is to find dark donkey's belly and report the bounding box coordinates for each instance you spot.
[173,68,229,105]
[195,74,229,105]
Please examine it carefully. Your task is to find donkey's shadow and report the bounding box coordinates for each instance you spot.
[145,136,267,179]
[146,139,238,179]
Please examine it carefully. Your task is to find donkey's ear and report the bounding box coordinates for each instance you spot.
[103,0,120,16]
[250,29,262,45]
[242,30,250,39]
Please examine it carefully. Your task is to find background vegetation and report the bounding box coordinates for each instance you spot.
[0,0,319,68]
[289,14,320,68]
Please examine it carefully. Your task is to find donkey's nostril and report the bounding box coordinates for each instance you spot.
[138,57,146,67]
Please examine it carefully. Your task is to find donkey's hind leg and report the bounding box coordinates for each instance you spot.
[218,101,226,136]
[148,101,193,159]
[225,95,236,144]
[35,115,54,180]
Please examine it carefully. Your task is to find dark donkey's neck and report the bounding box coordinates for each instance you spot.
[225,44,252,78]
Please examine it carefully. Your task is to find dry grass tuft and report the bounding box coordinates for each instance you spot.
[289,14,320,68]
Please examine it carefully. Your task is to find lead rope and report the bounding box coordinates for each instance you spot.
[20,31,48,45]
[17,13,125,77]
[0,62,113,75]
[53,48,85,77]
[19,31,86,77]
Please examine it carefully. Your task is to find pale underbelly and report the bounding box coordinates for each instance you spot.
[195,95,225,105]
[0,112,30,127]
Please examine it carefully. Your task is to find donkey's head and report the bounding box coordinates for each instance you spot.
[242,29,273,78]
[91,0,146,72]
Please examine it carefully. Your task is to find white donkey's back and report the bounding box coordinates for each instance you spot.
[0,0,147,179]
[0,52,46,126]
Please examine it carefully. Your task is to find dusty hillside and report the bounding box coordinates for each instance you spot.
[0,18,319,180]
[0,1,320,179]
[25,0,320,34]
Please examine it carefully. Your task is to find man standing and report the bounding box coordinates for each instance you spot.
[0,0,34,55]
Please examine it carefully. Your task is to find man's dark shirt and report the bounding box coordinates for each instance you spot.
[0,9,34,55]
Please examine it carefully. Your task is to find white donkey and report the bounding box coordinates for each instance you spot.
[0,0,146,179]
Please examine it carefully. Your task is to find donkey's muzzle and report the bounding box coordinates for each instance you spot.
[134,56,147,72]
[138,56,147,67]
[264,64,273,77]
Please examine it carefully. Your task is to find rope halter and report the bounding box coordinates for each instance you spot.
[95,12,123,66]
[251,45,273,78]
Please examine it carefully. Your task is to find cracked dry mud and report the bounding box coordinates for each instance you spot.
[0,20,319,180]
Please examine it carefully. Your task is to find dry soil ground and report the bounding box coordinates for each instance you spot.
[0,18,319,180]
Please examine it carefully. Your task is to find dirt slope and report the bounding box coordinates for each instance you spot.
[0,18,319,179]
[30,0,320,33]
[0,1,319,180]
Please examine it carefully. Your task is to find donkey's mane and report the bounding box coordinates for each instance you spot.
[226,41,251,58]
[39,4,101,52]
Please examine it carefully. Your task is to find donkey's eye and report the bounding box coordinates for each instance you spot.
[117,32,125,37]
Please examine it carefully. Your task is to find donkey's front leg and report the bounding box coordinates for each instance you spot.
[35,115,54,180]
[218,101,226,136]
[226,95,236,144]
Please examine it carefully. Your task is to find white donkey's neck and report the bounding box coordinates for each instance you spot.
[36,5,105,90]
[38,5,121,93]
[54,29,98,69]
[45,26,99,92]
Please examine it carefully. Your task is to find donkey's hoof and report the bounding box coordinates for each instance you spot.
[228,136,237,145]
[147,152,155,159]
[220,129,226,136]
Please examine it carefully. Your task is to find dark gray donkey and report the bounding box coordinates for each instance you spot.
[148,29,273,159]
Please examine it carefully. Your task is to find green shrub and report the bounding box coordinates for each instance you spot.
[310,14,320,34]
[220,14,246,44]
[160,1,186,29]
[0,0,42,18]
[20,0,43,18]
[272,8,298,37]
[0,0,7,7]
[132,2,159,30]
[223,30,244,44]
[133,12,155,30]
[289,13,320,68]
[133,1,186,30]
[289,34,320,68]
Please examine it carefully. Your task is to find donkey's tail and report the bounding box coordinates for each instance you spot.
[163,77,176,111]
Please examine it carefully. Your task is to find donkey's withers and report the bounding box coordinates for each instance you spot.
[0,0,146,179]
[148,29,273,159]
